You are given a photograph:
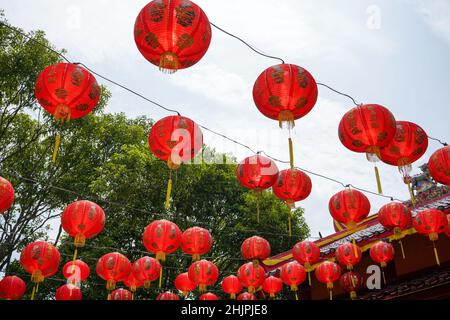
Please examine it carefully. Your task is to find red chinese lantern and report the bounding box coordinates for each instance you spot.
[20,241,60,300]
[315,261,341,300]
[292,240,320,286]
[446,215,450,237]
[132,256,161,289]
[143,219,181,262]
[280,261,306,298]
[34,63,101,161]
[156,292,180,300]
[428,146,450,186]
[369,241,394,285]
[378,202,412,258]
[96,252,131,297]
[253,64,318,169]
[181,227,213,261]
[134,0,212,73]
[339,271,364,300]
[262,276,283,298]
[329,189,371,229]
[61,200,106,263]
[62,260,90,285]
[55,284,82,301]
[124,272,143,296]
[148,115,203,209]
[237,262,266,294]
[335,242,362,271]
[379,121,428,203]
[175,272,197,297]
[0,276,26,300]
[110,288,133,301]
[241,236,271,267]
[0,176,14,213]
[413,209,447,266]
[338,104,397,194]
[188,259,219,293]
[221,275,243,299]
[199,293,219,300]
[237,292,257,300]
[273,169,312,236]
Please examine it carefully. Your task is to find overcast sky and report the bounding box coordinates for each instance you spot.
[1,0,449,243]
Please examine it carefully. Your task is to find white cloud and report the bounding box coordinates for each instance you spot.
[411,0,450,45]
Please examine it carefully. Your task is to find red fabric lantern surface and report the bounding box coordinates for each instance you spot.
[181,227,213,261]
[175,272,197,296]
[96,252,132,291]
[378,202,412,236]
[35,63,101,121]
[241,236,271,266]
[446,215,450,237]
[110,288,133,301]
[134,0,212,73]
[428,146,450,186]
[187,259,219,292]
[62,260,90,284]
[413,209,447,241]
[315,261,341,300]
[273,169,312,208]
[237,292,257,300]
[55,284,82,301]
[142,219,182,262]
[0,276,26,300]
[132,256,161,288]
[262,276,283,298]
[328,189,371,228]
[236,155,279,191]
[124,272,143,293]
[379,121,428,177]
[253,64,318,129]
[292,241,320,269]
[156,292,180,300]
[335,242,362,271]
[148,115,203,169]
[0,176,14,213]
[280,261,306,292]
[221,275,243,299]
[369,241,395,268]
[237,262,266,294]
[20,241,60,284]
[339,271,364,300]
[61,200,106,248]
[199,293,219,300]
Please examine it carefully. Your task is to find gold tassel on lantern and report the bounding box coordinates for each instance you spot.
[406,180,415,205]
[288,211,292,238]
[165,176,173,210]
[374,165,382,194]
[430,233,440,266]
[288,137,294,170]
[52,133,61,163]
[254,188,262,223]
[366,149,382,194]
[159,52,179,74]
[327,282,333,301]
[158,266,163,289]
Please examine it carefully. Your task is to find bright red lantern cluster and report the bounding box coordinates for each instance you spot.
[413,209,447,241]
[335,242,362,271]
[55,284,82,301]
[221,275,243,299]
[0,276,26,300]
[339,271,364,300]
[35,63,100,121]
[181,227,213,261]
[237,262,266,294]
[156,292,180,300]
[61,200,106,248]
[253,64,318,129]
[124,272,143,293]
[199,293,219,300]
[280,261,306,292]
[188,259,219,292]
[110,288,133,300]
[378,202,411,237]
[236,155,279,191]
[262,276,283,298]
[134,0,212,73]
[175,272,196,296]
[241,236,271,265]
[428,146,450,186]
[369,241,395,268]
[237,292,257,300]
[315,261,341,300]
[0,176,14,213]
[292,240,320,270]
[273,169,312,208]
[148,115,203,169]
[329,189,371,228]
[132,256,161,288]
[143,219,181,262]
[62,260,90,285]
[96,252,131,291]
[20,241,60,284]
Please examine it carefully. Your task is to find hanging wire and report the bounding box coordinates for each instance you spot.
[316,82,360,106]
[0,20,436,205]
[428,136,448,147]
